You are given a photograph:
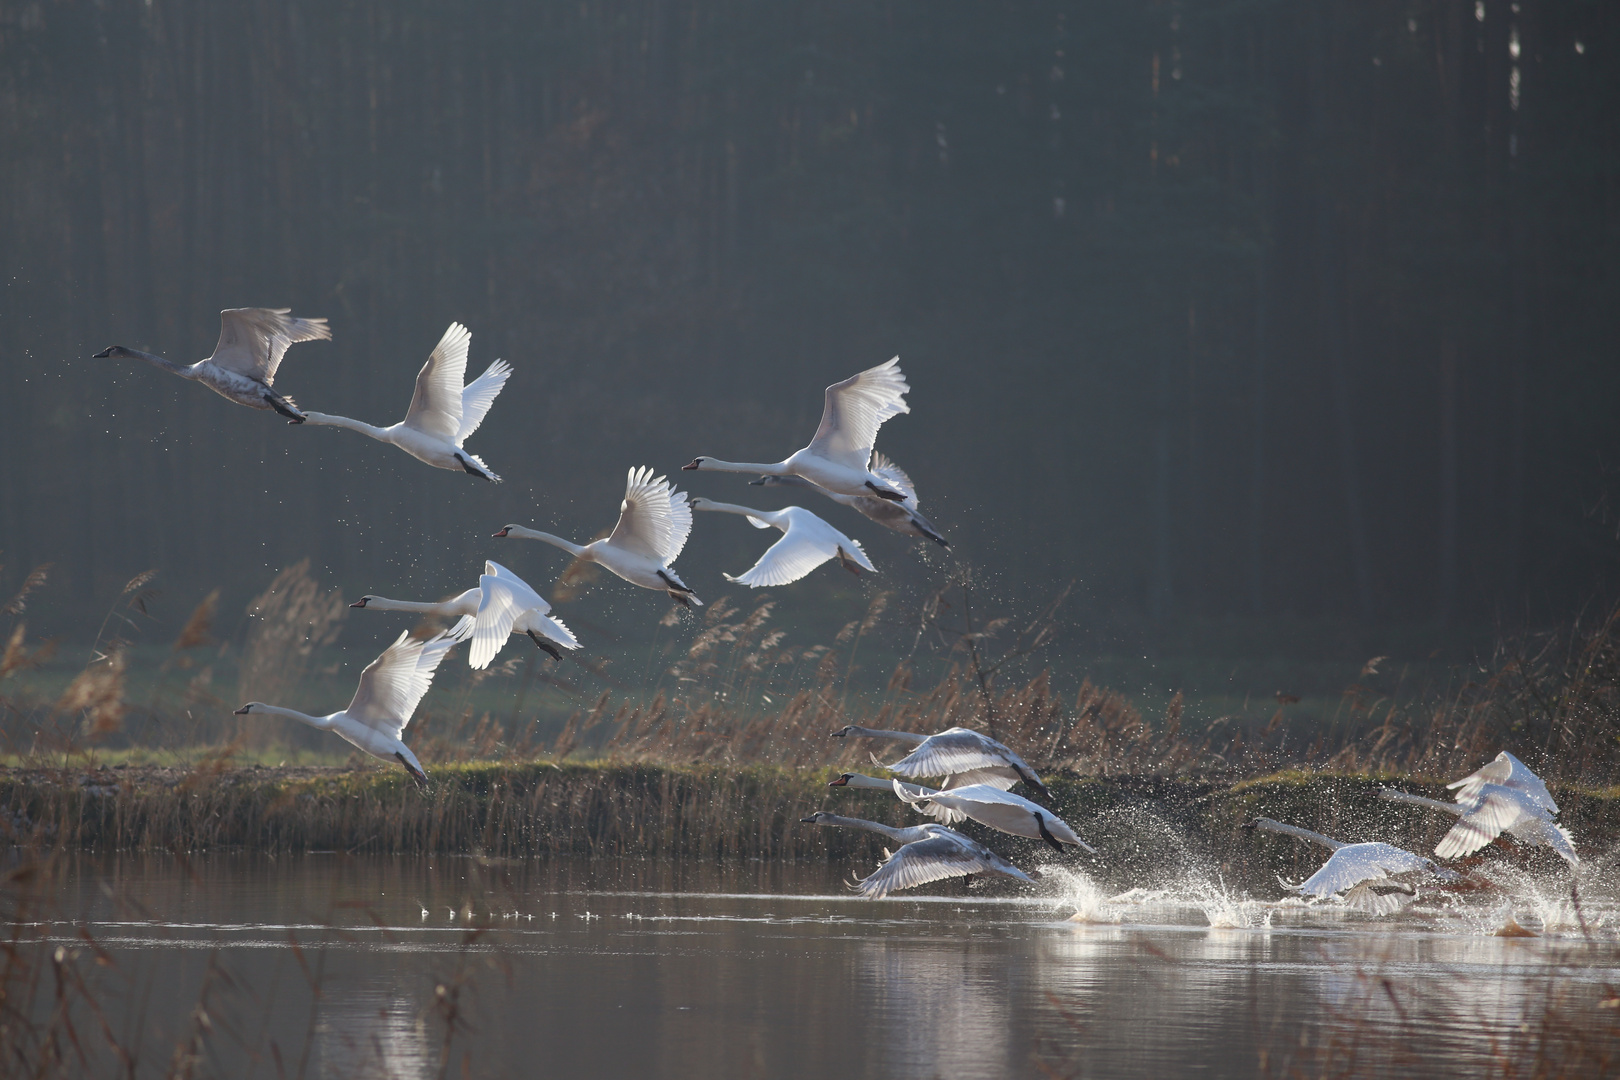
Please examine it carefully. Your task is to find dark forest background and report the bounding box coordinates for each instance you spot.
[2,0,1619,661]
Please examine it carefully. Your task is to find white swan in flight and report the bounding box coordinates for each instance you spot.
[349,561,578,667]
[683,358,911,501]
[689,498,877,586]
[1380,787,1577,865]
[1246,817,1454,915]
[831,724,1049,797]
[1447,751,1558,814]
[749,452,948,547]
[234,617,471,784]
[827,773,1094,854]
[301,322,509,481]
[94,307,330,422]
[495,467,701,607]
[799,812,1035,899]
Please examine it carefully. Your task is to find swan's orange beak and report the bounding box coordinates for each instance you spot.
[827,775,850,787]
[348,598,368,608]
[492,527,510,537]
[681,459,701,470]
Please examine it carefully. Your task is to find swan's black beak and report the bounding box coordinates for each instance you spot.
[92,347,114,358]
[681,459,701,471]
[799,816,819,824]
[492,527,510,538]
[1241,820,1258,832]
[349,598,368,608]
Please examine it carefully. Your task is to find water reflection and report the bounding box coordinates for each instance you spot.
[315,986,432,1080]
[857,939,1014,1079]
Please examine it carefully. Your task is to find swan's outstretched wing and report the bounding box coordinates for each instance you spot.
[882,728,1041,789]
[852,833,1032,899]
[724,515,859,587]
[1448,751,1557,813]
[1340,881,1419,916]
[402,323,472,441]
[346,617,472,738]
[915,783,1096,852]
[867,452,918,505]
[1512,817,1579,866]
[1435,784,1540,859]
[1297,843,1427,899]
[210,308,331,385]
[608,467,692,563]
[454,359,512,445]
[939,766,1022,791]
[471,562,561,669]
[807,358,910,471]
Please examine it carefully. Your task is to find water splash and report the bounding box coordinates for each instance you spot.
[1040,865,1122,924]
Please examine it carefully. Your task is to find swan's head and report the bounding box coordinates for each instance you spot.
[830,725,855,738]
[349,596,375,608]
[93,346,132,359]
[681,458,705,471]
[1241,819,1259,832]
[800,812,836,825]
[687,498,707,510]
[492,526,514,538]
[828,773,854,787]
[233,702,263,715]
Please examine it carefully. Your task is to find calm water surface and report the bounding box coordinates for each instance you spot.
[29,853,1620,1078]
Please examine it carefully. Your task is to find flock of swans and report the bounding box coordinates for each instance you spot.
[97,311,1580,910]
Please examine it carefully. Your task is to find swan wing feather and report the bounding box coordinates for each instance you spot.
[1447,751,1558,813]
[454,359,512,445]
[608,467,691,562]
[854,833,1030,899]
[883,729,1040,786]
[402,322,471,441]
[807,358,910,471]
[210,307,331,385]
[1297,843,1427,898]
[1435,784,1537,859]
[724,523,839,588]
[926,784,1095,851]
[867,451,918,506]
[346,618,471,737]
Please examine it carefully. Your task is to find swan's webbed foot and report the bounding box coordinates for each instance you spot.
[267,393,306,423]
[1034,813,1066,855]
[865,481,908,503]
[836,547,863,576]
[526,630,563,661]
[657,570,699,608]
[395,752,429,790]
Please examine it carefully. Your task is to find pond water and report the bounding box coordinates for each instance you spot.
[22,853,1620,1078]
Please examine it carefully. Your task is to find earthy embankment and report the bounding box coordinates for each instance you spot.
[2,762,1614,892]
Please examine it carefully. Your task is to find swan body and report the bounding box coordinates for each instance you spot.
[750,452,948,547]
[495,467,701,607]
[832,724,1049,797]
[302,322,509,481]
[1247,817,1452,915]
[234,617,472,783]
[690,499,877,586]
[349,561,578,668]
[828,772,1094,853]
[799,812,1035,899]
[1380,786,1578,865]
[683,358,911,501]
[94,307,330,421]
[1447,751,1558,814]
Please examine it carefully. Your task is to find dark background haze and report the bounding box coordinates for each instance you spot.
[2,0,1619,663]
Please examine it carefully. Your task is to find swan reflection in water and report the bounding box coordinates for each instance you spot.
[855,939,1014,1080]
[314,988,433,1080]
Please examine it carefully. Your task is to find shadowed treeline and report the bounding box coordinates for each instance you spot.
[1,0,1619,636]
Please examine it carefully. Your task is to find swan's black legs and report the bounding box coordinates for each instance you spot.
[267,392,306,423]
[865,481,907,503]
[657,571,697,607]
[836,547,863,576]
[1034,813,1066,855]
[526,630,563,661]
[395,752,428,790]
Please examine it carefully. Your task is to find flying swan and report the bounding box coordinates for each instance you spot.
[234,617,472,785]
[495,466,702,607]
[690,498,877,586]
[750,452,948,547]
[831,724,1050,797]
[683,358,912,501]
[1447,751,1558,814]
[827,772,1095,854]
[799,812,1035,899]
[349,560,579,667]
[94,307,330,421]
[1380,785,1577,865]
[301,322,509,481]
[1245,817,1454,915]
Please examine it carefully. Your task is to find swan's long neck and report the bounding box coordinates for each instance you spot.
[124,348,192,377]
[251,704,334,731]
[301,412,394,441]
[841,773,937,796]
[501,526,586,558]
[695,458,789,476]
[1379,790,1462,817]
[1251,817,1344,852]
[810,814,916,842]
[840,726,929,745]
[361,596,457,616]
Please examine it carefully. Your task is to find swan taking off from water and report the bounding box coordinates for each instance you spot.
[689,498,876,586]
[799,812,1035,899]
[1379,787,1578,865]
[828,773,1094,854]
[749,452,948,547]
[832,724,1049,798]
[234,617,471,785]
[94,307,330,422]
[1447,751,1558,815]
[495,467,701,607]
[683,358,912,502]
[301,322,509,481]
[349,561,578,667]
[1246,817,1453,915]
